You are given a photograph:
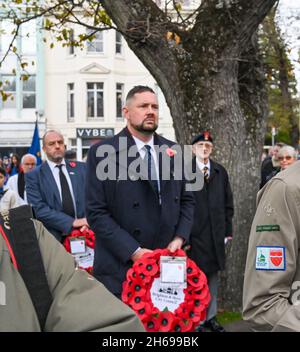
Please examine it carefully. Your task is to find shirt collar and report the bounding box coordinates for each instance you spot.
[47,158,66,172]
[196,158,210,171]
[132,135,155,152]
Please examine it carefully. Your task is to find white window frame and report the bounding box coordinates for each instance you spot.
[86,29,104,54]
[22,75,36,109]
[115,31,123,55]
[0,75,17,109]
[116,83,124,119]
[67,83,75,121]
[87,82,104,119]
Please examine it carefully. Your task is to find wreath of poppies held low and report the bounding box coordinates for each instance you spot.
[122,248,210,332]
[63,228,95,275]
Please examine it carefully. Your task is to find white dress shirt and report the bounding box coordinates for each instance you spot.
[196,158,211,177]
[5,174,27,205]
[132,135,160,188]
[47,158,77,216]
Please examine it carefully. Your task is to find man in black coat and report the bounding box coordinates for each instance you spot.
[85,86,195,297]
[187,131,234,332]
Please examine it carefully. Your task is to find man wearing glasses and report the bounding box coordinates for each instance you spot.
[6,153,37,204]
[186,131,234,332]
[265,145,297,184]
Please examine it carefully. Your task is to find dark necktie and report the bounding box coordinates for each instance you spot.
[144,145,159,197]
[17,171,25,199]
[56,164,75,218]
[203,166,209,183]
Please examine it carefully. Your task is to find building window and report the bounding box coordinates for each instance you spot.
[22,75,36,108]
[116,83,124,119]
[0,20,15,55]
[68,29,75,55]
[86,29,103,53]
[115,31,122,55]
[1,75,16,108]
[87,82,104,118]
[21,21,36,55]
[67,83,75,120]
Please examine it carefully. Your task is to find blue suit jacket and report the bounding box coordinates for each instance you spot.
[86,127,195,296]
[26,160,86,241]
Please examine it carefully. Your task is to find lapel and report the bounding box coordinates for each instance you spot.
[65,161,79,209]
[156,134,174,194]
[208,159,218,182]
[115,127,144,181]
[41,162,61,205]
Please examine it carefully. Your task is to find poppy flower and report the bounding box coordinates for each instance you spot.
[69,161,77,168]
[185,303,202,323]
[187,275,203,288]
[136,258,159,276]
[166,148,177,157]
[128,294,145,310]
[143,314,160,332]
[158,311,174,332]
[136,302,153,321]
[172,317,194,332]
[186,260,199,277]
[121,281,135,303]
[126,268,137,282]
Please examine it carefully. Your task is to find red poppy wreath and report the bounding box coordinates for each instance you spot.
[63,228,95,274]
[122,248,210,332]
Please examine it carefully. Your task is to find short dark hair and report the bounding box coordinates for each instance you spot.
[0,166,6,177]
[126,85,155,103]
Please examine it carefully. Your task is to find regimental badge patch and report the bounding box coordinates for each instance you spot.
[255,246,286,271]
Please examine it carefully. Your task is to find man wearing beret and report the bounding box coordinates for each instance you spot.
[187,131,234,332]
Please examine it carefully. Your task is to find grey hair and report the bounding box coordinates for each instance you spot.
[21,153,37,165]
[278,145,297,159]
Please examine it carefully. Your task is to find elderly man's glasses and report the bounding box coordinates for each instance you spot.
[278,156,293,161]
[195,143,212,149]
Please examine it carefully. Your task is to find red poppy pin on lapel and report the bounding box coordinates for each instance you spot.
[166,148,177,157]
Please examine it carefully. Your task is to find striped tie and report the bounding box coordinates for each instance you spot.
[203,166,209,183]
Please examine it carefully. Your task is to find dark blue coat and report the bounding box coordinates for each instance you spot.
[26,160,86,241]
[86,128,195,296]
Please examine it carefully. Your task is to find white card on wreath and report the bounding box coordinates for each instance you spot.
[160,256,186,284]
[70,238,86,254]
[75,247,94,268]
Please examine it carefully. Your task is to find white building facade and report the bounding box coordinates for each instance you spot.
[44,26,175,160]
[0,17,46,158]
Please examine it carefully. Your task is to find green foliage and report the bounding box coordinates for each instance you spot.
[217,311,242,326]
[260,10,300,146]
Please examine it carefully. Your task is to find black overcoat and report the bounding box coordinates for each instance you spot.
[187,158,234,274]
[86,127,195,296]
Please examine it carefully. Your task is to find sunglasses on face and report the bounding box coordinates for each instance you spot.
[278,155,293,161]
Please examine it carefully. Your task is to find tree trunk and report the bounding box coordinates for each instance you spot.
[102,0,277,311]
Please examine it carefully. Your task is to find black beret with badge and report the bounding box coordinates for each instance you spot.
[191,131,213,145]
